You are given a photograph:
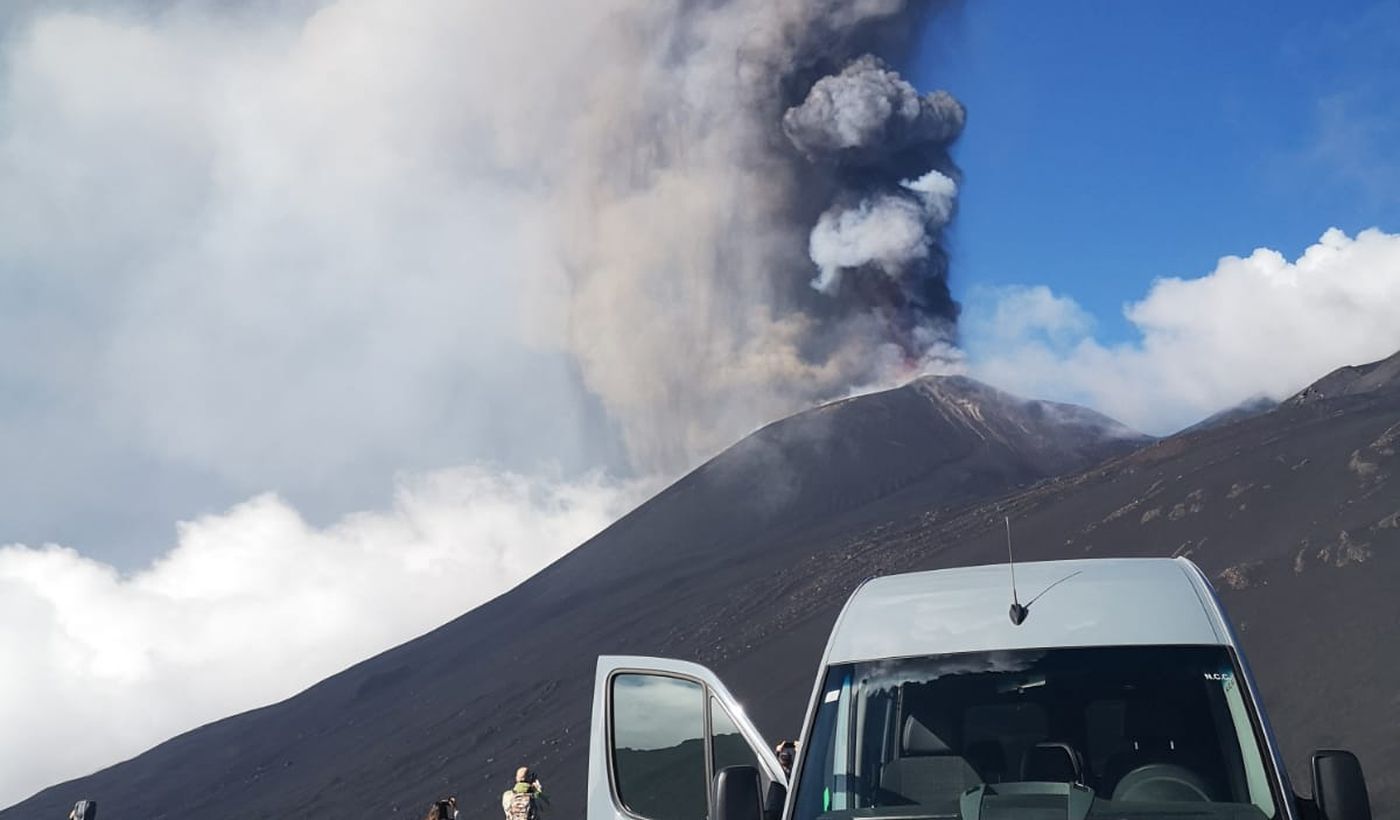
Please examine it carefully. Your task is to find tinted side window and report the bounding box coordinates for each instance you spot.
[611,674,708,820]
[794,667,847,819]
[711,696,760,775]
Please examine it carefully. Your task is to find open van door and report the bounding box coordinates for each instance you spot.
[588,656,786,820]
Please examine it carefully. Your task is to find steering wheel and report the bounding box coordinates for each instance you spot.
[1111,763,1213,803]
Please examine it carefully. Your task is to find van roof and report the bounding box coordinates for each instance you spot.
[825,557,1230,663]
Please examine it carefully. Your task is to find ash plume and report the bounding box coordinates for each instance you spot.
[0,0,967,803]
[555,1,966,473]
[0,1,967,496]
[783,55,966,168]
[783,54,964,350]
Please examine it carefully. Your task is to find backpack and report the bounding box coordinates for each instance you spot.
[506,788,538,820]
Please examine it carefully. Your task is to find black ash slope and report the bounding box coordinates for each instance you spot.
[1178,395,1279,435]
[10,360,1398,819]
[1,377,1143,820]
[1288,348,1400,405]
[732,356,1400,817]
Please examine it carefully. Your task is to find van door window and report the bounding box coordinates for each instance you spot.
[711,696,761,776]
[611,673,708,820]
[793,669,852,818]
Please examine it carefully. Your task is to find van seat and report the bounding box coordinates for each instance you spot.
[879,716,980,805]
[1020,742,1085,783]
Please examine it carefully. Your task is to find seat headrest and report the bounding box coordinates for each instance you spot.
[1125,700,1180,739]
[902,715,952,755]
[1021,742,1083,783]
[965,740,1007,775]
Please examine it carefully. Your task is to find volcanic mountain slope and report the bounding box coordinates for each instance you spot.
[1178,395,1279,434]
[12,359,1400,819]
[724,355,1400,816]
[10,359,1400,820]
[1,377,1145,819]
[676,374,1148,543]
[1288,348,1400,405]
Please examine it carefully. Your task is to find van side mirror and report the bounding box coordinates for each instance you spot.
[1313,750,1371,820]
[715,765,764,820]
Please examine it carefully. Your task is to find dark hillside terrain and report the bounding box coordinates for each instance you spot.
[1289,349,1400,404]
[7,362,1398,819]
[1179,395,1279,434]
[2,377,1143,819]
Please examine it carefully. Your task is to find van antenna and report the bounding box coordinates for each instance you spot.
[1006,516,1028,626]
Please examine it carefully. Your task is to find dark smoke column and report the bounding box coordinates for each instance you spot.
[559,1,968,475]
[783,54,965,363]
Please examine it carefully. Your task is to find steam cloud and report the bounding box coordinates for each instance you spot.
[964,228,1400,434]
[0,0,965,807]
[0,468,642,809]
[808,169,959,293]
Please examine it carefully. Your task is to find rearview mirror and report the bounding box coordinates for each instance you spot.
[1312,750,1371,820]
[714,765,764,820]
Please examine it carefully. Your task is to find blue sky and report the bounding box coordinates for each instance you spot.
[913,0,1400,345]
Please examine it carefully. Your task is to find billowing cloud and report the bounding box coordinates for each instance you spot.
[0,0,967,806]
[0,468,643,807]
[782,54,965,366]
[784,55,965,165]
[809,170,958,293]
[0,1,964,553]
[964,228,1400,433]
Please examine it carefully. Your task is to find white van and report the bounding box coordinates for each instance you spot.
[587,558,1373,820]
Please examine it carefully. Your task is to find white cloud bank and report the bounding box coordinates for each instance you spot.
[0,468,642,807]
[0,0,951,524]
[964,228,1400,434]
[0,0,953,807]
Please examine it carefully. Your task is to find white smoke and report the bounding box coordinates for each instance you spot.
[0,0,961,807]
[809,170,958,293]
[0,1,957,504]
[0,468,644,808]
[964,228,1400,433]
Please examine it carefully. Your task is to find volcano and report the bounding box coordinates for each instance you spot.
[4,358,1397,820]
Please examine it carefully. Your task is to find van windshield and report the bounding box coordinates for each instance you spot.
[792,646,1279,820]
